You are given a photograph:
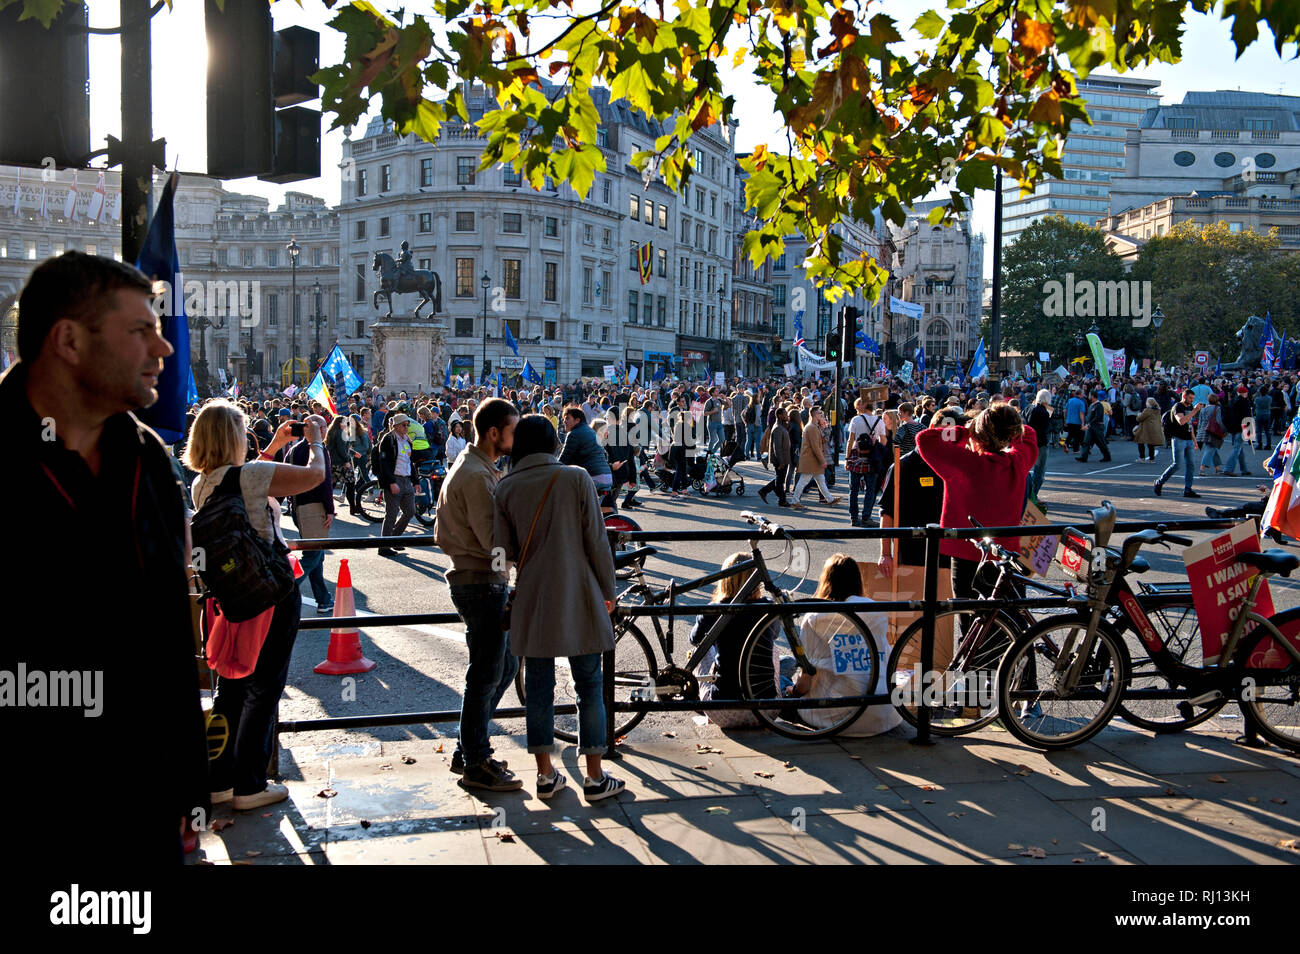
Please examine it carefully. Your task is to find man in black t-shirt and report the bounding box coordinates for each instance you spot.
[1155,389,1204,498]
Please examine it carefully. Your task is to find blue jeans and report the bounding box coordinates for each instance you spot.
[707,421,725,454]
[849,470,878,524]
[524,654,606,755]
[745,422,763,459]
[1030,445,1048,499]
[1256,415,1272,450]
[1224,432,1250,475]
[1199,442,1223,469]
[293,503,331,605]
[1158,438,1196,493]
[451,583,518,766]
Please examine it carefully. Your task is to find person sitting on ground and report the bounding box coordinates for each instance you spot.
[785,553,901,736]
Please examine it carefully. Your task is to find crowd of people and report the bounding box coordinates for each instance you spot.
[14,249,1300,863]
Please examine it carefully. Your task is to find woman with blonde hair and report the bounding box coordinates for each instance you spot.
[185,399,327,811]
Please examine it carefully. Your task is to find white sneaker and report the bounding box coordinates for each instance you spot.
[211,788,234,805]
[233,782,289,811]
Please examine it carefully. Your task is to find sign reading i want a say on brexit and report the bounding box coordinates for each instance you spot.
[1183,521,1274,665]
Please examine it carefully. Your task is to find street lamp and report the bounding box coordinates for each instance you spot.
[189,311,226,393]
[717,283,727,380]
[1151,305,1165,363]
[480,270,492,379]
[286,236,300,385]
[310,278,327,371]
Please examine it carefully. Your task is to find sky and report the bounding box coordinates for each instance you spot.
[83,0,1300,277]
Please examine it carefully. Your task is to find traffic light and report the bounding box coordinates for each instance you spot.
[206,2,320,181]
[841,307,860,364]
[825,331,841,363]
[0,3,89,168]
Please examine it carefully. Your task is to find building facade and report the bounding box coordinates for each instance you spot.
[1002,75,1161,243]
[888,201,976,375]
[1108,91,1300,216]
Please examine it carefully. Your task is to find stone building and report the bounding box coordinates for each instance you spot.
[889,201,976,376]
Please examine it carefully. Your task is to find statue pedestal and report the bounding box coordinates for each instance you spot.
[370,320,448,395]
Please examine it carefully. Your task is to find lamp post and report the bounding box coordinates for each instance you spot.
[190,311,226,393]
[480,270,491,379]
[717,283,727,381]
[1151,305,1164,364]
[310,279,327,371]
[286,236,300,385]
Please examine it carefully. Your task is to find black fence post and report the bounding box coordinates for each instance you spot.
[603,647,621,760]
[912,523,942,746]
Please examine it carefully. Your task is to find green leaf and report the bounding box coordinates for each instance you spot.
[913,9,946,39]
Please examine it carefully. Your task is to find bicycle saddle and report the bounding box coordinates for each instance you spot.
[1101,546,1150,574]
[1236,549,1300,577]
[613,546,656,569]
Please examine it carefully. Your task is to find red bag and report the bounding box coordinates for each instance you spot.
[204,598,275,679]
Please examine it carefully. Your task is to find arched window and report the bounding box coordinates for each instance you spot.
[924,318,951,358]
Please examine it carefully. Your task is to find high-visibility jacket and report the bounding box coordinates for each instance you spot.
[408,419,429,451]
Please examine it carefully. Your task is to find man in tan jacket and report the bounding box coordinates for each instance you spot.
[791,405,839,507]
[434,397,523,791]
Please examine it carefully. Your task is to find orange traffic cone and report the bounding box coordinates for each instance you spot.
[313,559,376,675]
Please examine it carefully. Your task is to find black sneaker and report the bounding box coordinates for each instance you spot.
[378,547,399,557]
[582,772,625,803]
[758,489,770,504]
[1153,482,1163,497]
[458,760,523,792]
[537,770,567,800]
[450,749,510,776]
[1183,490,1201,499]
[391,545,406,552]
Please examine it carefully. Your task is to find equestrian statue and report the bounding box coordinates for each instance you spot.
[372,242,442,320]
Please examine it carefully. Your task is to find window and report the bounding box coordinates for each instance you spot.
[657,296,666,326]
[1172,151,1196,168]
[658,204,668,229]
[503,167,522,187]
[267,294,279,326]
[602,228,612,248]
[657,248,667,277]
[544,321,558,340]
[355,220,366,240]
[355,320,366,339]
[627,290,639,322]
[643,198,653,224]
[642,293,653,325]
[601,325,610,343]
[1228,221,1243,233]
[710,194,716,217]
[379,216,390,237]
[313,247,322,266]
[696,224,704,248]
[420,158,433,187]
[503,259,521,298]
[418,213,432,233]
[544,216,558,237]
[695,188,704,212]
[355,265,366,301]
[1257,152,1277,168]
[504,319,521,340]
[708,228,716,253]
[419,258,431,270]
[693,301,701,335]
[456,211,474,231]
[582,323,592,341]
[629,244,639,271]
[597,127,609,147]
[602,178,611,205]
[357,169,367,196]
[267,247,278,267]
[582,267,593,305]
[380,164,391,191]
[584,224,594,245]
[457,156,476,184]
[629,193,639,219]
[681,217,690,242]
[456,258,475,297]
[544,262,557,301]
[456,317,474,337]
[239,249,252,266]
[678,299,687,331]
[601,270,611,307]
[503,213,522,233]
[1214,151,1237,168]
[694,261,703,290]
[773,284,786,306]
[774,252,787,271]
[680,257,689,285]
[1245,118,1275,131]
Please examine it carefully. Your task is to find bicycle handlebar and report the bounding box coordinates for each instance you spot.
[740,510,783,536]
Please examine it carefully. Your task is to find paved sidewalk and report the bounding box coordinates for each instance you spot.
[194,721,1300,865]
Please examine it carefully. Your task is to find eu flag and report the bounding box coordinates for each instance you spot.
[321,345,363,396]
[523,360,543,385]
[443,357,452,389]
[135,173,190,444]
[504,323,519,357]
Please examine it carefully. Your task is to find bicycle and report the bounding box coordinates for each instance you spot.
[356,458,443,527]
[886,529,1086,736]
[515,511,875,742]
[337,463,383,524]
[998,501,1300,751]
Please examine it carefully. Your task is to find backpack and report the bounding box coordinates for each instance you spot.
[852,416,891,474]
[191,467,294,623]
[370,435,384,477]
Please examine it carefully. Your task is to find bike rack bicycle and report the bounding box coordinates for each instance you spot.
[276,516,1254,756]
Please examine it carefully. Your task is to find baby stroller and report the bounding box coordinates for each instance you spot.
[699,440,746,497]
[647,440,708,493]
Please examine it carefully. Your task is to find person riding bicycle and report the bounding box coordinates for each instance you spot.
[560,404,613,508]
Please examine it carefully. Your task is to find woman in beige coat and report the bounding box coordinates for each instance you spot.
[792,405,839,506]
[493,414,624,803]
[1134,397,1166,462]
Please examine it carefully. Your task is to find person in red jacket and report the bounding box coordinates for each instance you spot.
[916,404,1039,599]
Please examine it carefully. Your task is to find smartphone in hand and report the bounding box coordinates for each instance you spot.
[289,421,306,437]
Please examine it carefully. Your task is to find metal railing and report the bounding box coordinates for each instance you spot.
[275,516,1240,754]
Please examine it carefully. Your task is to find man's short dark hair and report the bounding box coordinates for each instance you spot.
[563,404,586,425]
[17,252,152,360]
[472,397,518,442]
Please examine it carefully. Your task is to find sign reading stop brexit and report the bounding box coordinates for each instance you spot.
[1183,521,1274,665]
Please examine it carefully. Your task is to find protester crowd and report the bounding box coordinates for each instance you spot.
[13,249,1300,864]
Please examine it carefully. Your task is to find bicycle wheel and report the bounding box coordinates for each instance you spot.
[355,481,386,523]
[997,615,1129,750]
[1235,610,1300,752]
[1116,597,1225,733]
[413,477,437,526]
[513,620,658,743]
[888,609,1022,736]
[738,609,875,740]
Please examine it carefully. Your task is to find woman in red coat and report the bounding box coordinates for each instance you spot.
[916,404,1039,598]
